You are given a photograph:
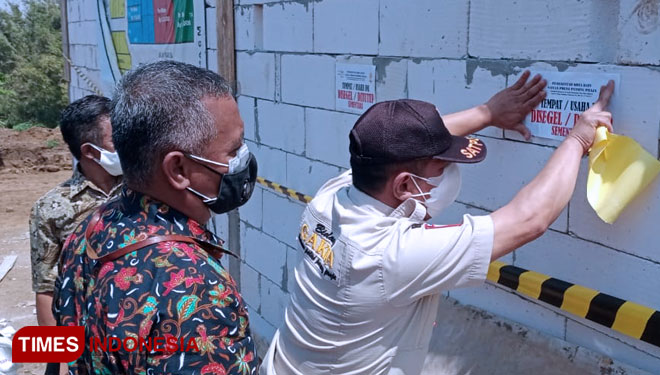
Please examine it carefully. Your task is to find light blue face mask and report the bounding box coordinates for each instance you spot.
[87,143,123,176]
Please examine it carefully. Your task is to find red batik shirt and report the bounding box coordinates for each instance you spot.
[53,188,257,375]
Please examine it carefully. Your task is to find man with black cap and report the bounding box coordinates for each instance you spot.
[260,76,615,375]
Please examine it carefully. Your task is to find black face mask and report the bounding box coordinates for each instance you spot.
[187,152,258,214]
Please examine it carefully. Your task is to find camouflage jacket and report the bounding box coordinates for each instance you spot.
[29,167,121,293]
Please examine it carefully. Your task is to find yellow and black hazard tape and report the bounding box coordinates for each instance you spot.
[256,177,313,204]
[63,54,104,96]
[255,176,660,349]
[488,261,659,348]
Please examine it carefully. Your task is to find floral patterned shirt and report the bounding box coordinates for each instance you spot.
[53,188,257,375]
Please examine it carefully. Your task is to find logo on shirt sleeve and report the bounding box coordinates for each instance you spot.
[298,223,338,281]
[411,223,462,230]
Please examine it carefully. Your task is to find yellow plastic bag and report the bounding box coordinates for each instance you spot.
[588,127,660,224]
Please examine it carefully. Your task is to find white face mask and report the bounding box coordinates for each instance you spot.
[410,163,462,218]
[186,143,250,174]
[87,143,123,176]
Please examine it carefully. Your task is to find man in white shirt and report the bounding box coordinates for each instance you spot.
[261,75,614,375]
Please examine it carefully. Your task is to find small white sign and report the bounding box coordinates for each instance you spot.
[336,64,376,114]
[525,71,620,140]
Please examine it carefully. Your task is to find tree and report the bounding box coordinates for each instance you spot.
[0,0,67,128]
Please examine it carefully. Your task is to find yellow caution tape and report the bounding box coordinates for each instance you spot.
[588,127,660,223]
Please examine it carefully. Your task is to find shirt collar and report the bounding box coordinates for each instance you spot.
[68,165,120,199]
[347,185,395,216]
[346,186,428,222]
[118,187,222,246]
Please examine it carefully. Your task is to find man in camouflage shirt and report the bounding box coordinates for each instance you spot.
[30,95,122,330]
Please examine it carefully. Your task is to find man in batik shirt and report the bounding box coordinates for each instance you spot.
[54,61,258,374]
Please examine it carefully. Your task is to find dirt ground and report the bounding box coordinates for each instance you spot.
[0,127,72,374]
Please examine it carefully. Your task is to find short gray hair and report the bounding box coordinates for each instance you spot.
[111,60,232,187]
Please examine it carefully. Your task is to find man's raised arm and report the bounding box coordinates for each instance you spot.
[489,80,615,260]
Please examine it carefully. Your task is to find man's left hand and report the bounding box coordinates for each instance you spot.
[485,70,547,140]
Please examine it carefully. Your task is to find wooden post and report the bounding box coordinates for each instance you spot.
[60,0,71,95]
[215,0,241,288]
[216,0,236,87]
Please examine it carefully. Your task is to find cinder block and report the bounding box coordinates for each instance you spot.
[246,310,277,344]
[70,45,97,72]
[237,96,256,141]
[286,153,343,197]
[565,320,660,374]
[257,100,305,154]
[69,86,85,102]
[374,58,407,102]
[281,54,335,110]
[262,190,306,248]
[515,230,660,311]
[240,184,263,229]
[617,0,660,65]
[336,55,374,66]
[237,52,276,99]
[263,2,312,52]
[206,49,218,72]
[469,0,618,62]
[508,62,660,155]
[260,276,289,328]
[305,108,358,168]
[379,0,468,58]
[504,128,561,149]
[569,160,660,263]
[211,213,229,242]
[407,58,506,139]
[243,226,287,286]
[245,140,287,185]
[456,138,568,232]
[286,245,300,293]
[450,283,567,340]
[313,0,378,55]
[72,67,101,92]
[68,21,97,45]
[235,5,260,51]
[240,0,281,4]
[206,7,217,50]
[79,0,97,21]
[66,0,80,23]
[240,263,262,312]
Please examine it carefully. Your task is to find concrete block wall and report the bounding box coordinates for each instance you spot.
[66,0,101,100]
[230,0,660,372]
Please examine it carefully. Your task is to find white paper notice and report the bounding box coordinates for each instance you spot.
[525,71,620,140]
[336,64,376,114]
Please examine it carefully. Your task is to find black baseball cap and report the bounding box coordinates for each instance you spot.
[349,99,487,165]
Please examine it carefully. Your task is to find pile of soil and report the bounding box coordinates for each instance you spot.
[0,127,73,173]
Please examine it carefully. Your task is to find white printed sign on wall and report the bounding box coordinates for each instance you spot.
[336,64,376,114]
[525,71,620,140]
